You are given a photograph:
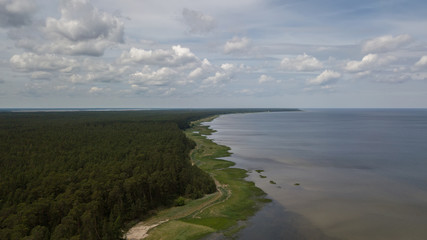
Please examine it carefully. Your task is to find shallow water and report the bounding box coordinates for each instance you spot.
[205,109,427,240]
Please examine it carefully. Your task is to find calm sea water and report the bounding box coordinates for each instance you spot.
[204,109,427,240]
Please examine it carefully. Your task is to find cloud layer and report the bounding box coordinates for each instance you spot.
[8,0,124,57]
[362,34,411,53]
[119,45,198,67]
[1,0,427,107]
[281,54,323,71]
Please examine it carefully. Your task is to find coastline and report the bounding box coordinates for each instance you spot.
[203,110,427,240]
[125,115,270,239]
[203,113,333,240]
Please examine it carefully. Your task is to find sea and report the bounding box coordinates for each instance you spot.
[204,109,427,240]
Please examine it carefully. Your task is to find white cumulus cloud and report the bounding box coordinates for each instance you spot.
[280,53,323,71]
[10,52,77,72]
[345,53,396,72]
[203,72,227,86]
[220,63,235,72]
[345,53,378,72]
[119,45,199,67]
[188,68,204,79]
[12,0,124,56]
[130,67,178,86]
[81,60,129,83]
[224,36,251,54]
[45,0,123,43]
[202,63,240,87]
[362,34,412,53]
[258,74,274,84]
[307,70,341,86]
[415,56,427,68]
[188,58,213,79]
[89,86,104,94]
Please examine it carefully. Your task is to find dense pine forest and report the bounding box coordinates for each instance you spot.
[0,109,297,239]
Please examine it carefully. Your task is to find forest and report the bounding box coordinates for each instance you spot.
[0,109,297,239]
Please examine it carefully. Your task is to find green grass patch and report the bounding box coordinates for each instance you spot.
[145,220,214,240]
[138,116,269,239]
[181,217,235,230]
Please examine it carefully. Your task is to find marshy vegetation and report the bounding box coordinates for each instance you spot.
[140,117,272,239]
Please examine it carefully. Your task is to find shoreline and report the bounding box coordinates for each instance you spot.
[200,112,337,240]
[124,115,270,239]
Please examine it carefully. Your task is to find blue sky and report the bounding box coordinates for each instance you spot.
[1,0,427,108]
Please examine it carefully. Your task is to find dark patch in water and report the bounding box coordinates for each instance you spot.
[202,201,337,240]
[237,200,338,240]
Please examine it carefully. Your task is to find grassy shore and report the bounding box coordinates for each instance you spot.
[129,116,270,239]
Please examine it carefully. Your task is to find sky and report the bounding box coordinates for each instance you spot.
[1,0,427,108]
